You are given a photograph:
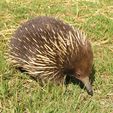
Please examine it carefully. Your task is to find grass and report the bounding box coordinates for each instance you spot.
[0,0,113,112]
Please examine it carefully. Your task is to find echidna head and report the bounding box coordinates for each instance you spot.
[73,41,93,96]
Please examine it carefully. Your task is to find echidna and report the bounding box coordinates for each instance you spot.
[8,16,93,95]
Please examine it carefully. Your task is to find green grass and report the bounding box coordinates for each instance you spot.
[0,0,113,113]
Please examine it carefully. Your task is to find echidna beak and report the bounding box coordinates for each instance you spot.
[81,76,93,96]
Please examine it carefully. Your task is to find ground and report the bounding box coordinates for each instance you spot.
[0,0,113,113]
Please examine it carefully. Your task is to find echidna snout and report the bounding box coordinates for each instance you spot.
[8,16,94,95]
[82,76,93,96]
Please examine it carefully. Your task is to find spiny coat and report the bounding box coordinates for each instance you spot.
[8,16,93,95]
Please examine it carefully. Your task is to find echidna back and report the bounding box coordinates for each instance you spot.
[10,17,73,60]
[9,16,87,83]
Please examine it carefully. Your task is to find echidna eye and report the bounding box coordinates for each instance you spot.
[76,73,81,78]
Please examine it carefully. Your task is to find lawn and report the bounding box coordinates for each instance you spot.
[0,0,113,113]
